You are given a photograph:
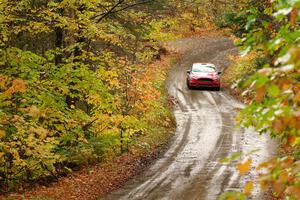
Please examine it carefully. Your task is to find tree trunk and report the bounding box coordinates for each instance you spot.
[55,26,63,65]
[55,1,64,65]
[120,127,124,154]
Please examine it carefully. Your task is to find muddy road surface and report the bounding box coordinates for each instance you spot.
[101,37,277,200]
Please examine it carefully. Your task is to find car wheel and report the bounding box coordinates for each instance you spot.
[215,86,221,91]
[187,80,192,89]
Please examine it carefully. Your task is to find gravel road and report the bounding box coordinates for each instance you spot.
[101,37,277,200]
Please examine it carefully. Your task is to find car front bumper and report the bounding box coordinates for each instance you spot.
[188,79,220,87]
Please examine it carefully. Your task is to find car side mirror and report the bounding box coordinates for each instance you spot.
[218,71,222,75]
[187,70,191,74]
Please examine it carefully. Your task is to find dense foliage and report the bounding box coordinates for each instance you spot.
[0,0,183,192]
[0,0,249,194]
[221,0,300,199]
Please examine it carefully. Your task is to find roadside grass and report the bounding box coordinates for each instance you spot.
[221,52,267,101]
[122,55,177,159]
[222,52,258,88]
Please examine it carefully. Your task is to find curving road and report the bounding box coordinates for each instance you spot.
[101,37,276,200]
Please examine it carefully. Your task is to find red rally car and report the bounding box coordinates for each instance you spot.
[186,63,221,90]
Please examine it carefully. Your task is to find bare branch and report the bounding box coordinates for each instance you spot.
[107,0,154,16]
[90,0,125,21]
[91,0,155,23]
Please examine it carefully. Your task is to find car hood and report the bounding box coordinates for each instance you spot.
[190,72,218,78]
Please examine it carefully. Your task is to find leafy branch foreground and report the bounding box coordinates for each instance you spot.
[220,0,300,199]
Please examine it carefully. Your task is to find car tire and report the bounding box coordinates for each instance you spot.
[215,86,221,91]
[187,80,192,89]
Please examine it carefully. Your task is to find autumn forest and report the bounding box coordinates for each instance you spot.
[1,0,300,199]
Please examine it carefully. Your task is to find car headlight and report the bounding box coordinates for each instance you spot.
[191,75,198,79]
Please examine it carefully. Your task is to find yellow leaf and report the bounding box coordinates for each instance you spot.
[244,182,254,195]
[259,180,269,192]
[35,127,48,139]
[28,105,40,118]
[236,158,252,175]
[0,130,5,138]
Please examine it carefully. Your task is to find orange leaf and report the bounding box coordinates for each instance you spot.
[281,157,294,168]
[0,76,8,88]
[294,91,300,102]
[244,182,254,195]
[236,158,252,175]
[278,79,292,90]
[12,79,26,93]
[273,179,285,195]
[255,87,266,103]
[290,8,298,27]
[279,171,288,183]
[272,119,284,134]
[257,160,275,171]
[284,137,296,149]
[285,186,300,199]
[294,84,300,92]
[3,79,26,97]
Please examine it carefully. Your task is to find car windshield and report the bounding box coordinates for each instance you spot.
[192,65,216,73]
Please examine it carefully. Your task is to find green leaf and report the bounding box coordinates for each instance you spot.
[268,84,281,97]
[220,152,243,163]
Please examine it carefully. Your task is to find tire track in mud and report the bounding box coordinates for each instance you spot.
[126,116,193,199]
[128,88,213,199]
[101,37,276,200]
[176,110,237,199]
[173,92,238,200]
